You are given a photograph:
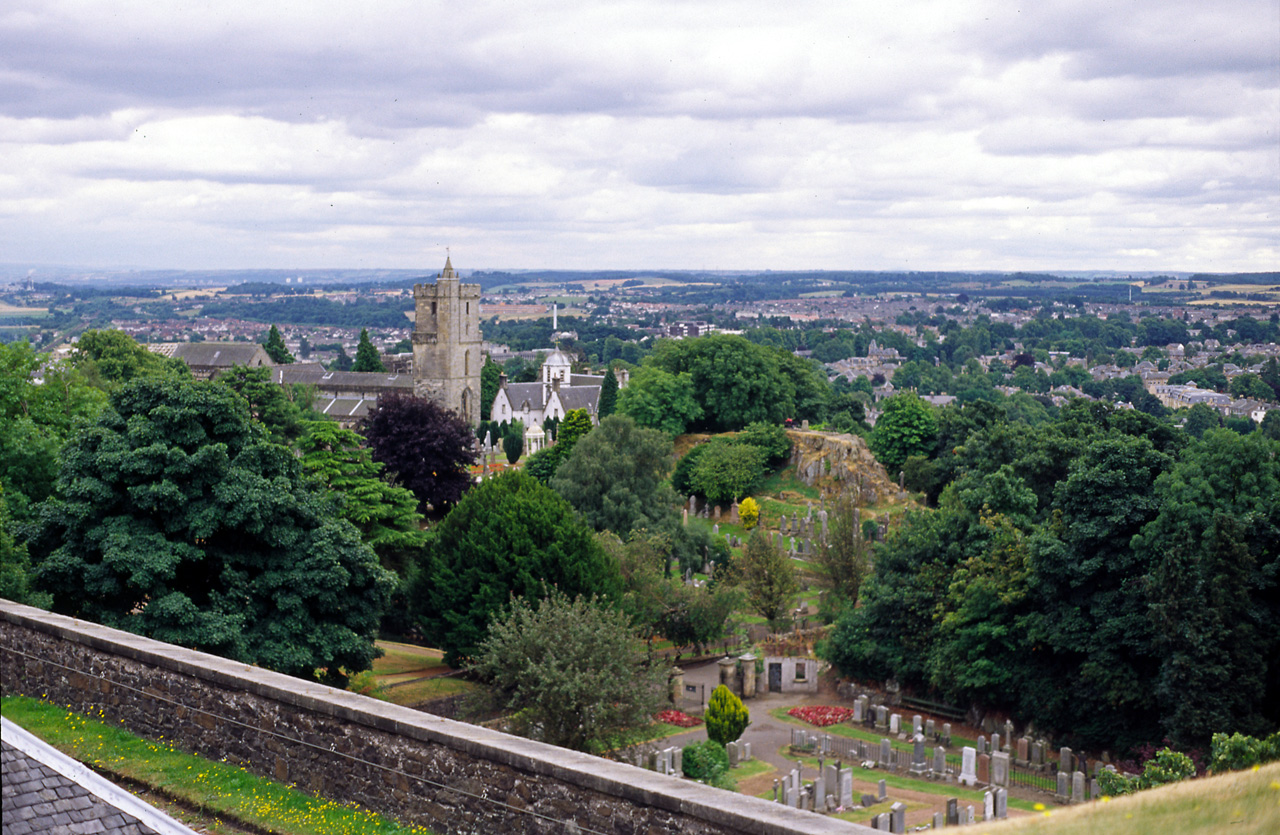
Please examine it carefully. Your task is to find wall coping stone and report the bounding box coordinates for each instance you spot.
[1,601,871,834]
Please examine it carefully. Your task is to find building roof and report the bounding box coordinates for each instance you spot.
[150,342,271,368]
[314,397,376,419]
[273,368,413,391]
[557,385,601,413]
[570,374,604,387]
[504,382,546,411]
[2,717,198,835]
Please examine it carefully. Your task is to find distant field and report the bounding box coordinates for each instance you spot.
[0,302,48,317]
[169,287,225,300]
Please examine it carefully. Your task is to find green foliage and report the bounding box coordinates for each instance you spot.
[295,420,426,567]
[261,324,294,364]
[479,356,501,418]
[28,377,396,687]
[0,488,49,608]
[1209,732,1280,773]
[71,329,189,389]
[616,366,702,435]
[557,408,594,457]
[705,684,750,745]
[1096,767,1135,797]
[735,528,799,628]
[353,328,385,372]
[810,494,871,617]
[471,591,665,752]
[413,470,620,667]
[598,367,619,418]
[1182,402,1221,438]
[215,365,313,442]
[503,420,524,463]
[682,739,733,787]
[738,497,759,529]
[521,445,563,484]
[736,421,791,464]
[869,392,938,473]
[689,440,767,503]
[1229,373,1273,401]
[550,414,680,536]
[671,441,710,497]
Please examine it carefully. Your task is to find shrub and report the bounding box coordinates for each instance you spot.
[1209,731,1280,773]
[682,739,730,785]
[705,684,749,745]
[1100,747,1197,797]
[738,497,759,530]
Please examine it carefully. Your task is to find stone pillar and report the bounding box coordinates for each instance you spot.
[738,654,757,700]
[668,667,683,706]
[718,656,736,692]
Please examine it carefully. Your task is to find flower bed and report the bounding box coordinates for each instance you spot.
[788,705,855,727]
[656,709,703,728]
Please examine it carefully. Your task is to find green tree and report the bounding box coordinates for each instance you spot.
[616,366,702,435]
[72,329,189,389]
[1229,373,1273,401]
[28,377,396,687]
[0,487,49,608]
[330,346,353,371]
[295,421,426,569]
[689,440,768,503]
[352,328,385,373]
[216,365,311,442]
[598,367,619,419]
[471,591,665,752]
[705,684,750,745]
[737,421,791,464]
[414,470,620,666]
[550,414,680,536]
[479,356,502,418]
[735,528,799,628]
[870,392,938,473]
[1182,402,1221,438]
[810,494,872,617]
[261,325,294,364]
[557,408,594,457]
[503,420,524,464]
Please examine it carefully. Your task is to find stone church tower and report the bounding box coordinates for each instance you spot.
[412,256,482,425]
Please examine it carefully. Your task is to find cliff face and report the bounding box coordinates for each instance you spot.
[785,429,897,503]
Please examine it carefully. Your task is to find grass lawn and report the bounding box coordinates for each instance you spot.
[384,676,475,706]
[373,641,447,676]
[1,695,432,835]
[772,707,976,751]
[732,757,775,782]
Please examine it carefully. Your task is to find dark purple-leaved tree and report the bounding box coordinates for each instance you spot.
[359,393,477,512]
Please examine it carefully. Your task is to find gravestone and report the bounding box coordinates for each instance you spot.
[673,747,682,775]
[1030,741,1043,766]
[839,768,854,807]
[934,746,947,776]
[861,793,877,808]
[965,805,974,825]
[890,802,906,833]
[992,751,1010,787]
[1072,770,1085,804]
[913,715,923,735]
[959,747,978,786]
[1059,746,1073,774]
[853,698,865,723]
[876,705,889,730]
[995,788,1007,819]
[976,735,986,755]
[910,734,929,775]
[878,778,887,802]
[977,753,990,784]
[813,777,825,809]
[991,732,1001,754]
[819,510,828,539]
[880,738,892,767]
[780,514,788,533]
[946,797,959,825]
[889,713,901,734]
[942,723,952,746]
[729,501,739,524]
[714,505,722,520]
[712,523,719,535]
[983,790,994,822]
[933,812,944,830]
[925,719,936,739]
[1056,772,1069,801]
[1017,737,1029,764]
[743,742,751,760]
[727,741,740,766]
[682,508,688,525]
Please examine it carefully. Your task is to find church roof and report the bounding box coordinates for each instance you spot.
[504,382,546,411]
[557,385,601,413]
[544,349,573,366]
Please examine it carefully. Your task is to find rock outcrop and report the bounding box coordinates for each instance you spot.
[786,429,896,503]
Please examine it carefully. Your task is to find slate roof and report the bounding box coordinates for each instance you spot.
[2,717,197,835]
[504,382,546,410]
[150,342,271,368]
[272,368,413,391]
[558,385,601,413]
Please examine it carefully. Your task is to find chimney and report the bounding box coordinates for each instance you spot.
[499,372,508,389]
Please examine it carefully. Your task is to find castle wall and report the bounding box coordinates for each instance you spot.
[0,602,868,835]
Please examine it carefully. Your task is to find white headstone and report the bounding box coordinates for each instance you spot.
[959,746,978,786]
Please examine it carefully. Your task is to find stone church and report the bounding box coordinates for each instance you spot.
[412,257,482,425]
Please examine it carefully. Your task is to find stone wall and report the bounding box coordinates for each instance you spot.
[0,602,869,835]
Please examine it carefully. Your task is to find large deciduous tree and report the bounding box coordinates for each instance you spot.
[28,377,396,686]
[869,392,938,474]
[72,329,189,389]
[735,528,799,629]
[615,366,702,435]
[413,470,620,667]
[471,591,665,752]
[550,414,679,537]
[359,392,477,512]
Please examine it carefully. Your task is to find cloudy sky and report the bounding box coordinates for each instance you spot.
[1,1,1277,272]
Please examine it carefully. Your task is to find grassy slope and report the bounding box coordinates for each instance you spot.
[970,761,1280,835]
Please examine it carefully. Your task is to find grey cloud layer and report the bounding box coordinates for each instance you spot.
[0,0,1275,270]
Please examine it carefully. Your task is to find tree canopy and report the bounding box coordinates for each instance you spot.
[262,325,294,364]
[413,470,620,666]
[28,377,396,687]
[352,328,385,372]
[359,392,476,512]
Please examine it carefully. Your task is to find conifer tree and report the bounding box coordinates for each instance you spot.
[705,684,750,745]
[353,329,385,372]
[262,325,294,364]
[598,367,619,418]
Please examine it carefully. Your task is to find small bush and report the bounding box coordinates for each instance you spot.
[682,739,729,783]
[1100,747,1196,797]
[705,684,749,745]
[738,497,759,530]
[1210,731,1280,773]
[1097,767,1135,797]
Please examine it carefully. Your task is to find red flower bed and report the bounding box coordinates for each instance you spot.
[656,709,703,728]
[788,705,856,727]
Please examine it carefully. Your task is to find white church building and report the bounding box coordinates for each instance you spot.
[490,349,616,427]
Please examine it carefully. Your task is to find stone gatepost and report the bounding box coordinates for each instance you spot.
[738,653,757,699]
[717,656,737,693]
[668,667,684,706]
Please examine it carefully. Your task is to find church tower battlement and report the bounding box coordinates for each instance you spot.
[412,256,482,425]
